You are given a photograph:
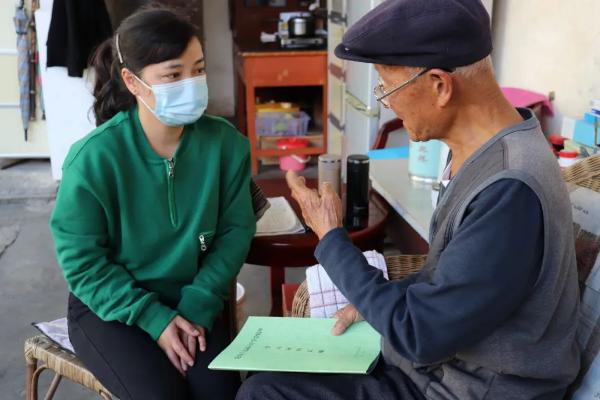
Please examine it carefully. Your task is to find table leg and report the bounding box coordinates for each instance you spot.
[269,267,285,316]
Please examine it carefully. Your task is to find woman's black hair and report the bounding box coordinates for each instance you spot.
[90,6,197,126]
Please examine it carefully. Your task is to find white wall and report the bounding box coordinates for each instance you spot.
[203,0,235,117]
[492,0,600,134]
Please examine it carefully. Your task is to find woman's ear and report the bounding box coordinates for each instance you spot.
[428,69,454,108]
[121,68,142,97]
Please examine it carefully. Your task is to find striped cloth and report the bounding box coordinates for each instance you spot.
[307,250,388,318]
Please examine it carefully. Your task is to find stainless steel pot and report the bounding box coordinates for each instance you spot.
[288,15,316,38]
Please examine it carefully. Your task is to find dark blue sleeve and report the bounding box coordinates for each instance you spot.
[315,179,543,364]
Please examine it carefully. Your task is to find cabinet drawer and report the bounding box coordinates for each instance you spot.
[243,53,327,87]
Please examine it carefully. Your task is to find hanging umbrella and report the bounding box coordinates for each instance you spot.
[14,2,30,141]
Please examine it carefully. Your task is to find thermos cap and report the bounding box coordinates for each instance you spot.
[318,154,341,163]
[347,154,370,165]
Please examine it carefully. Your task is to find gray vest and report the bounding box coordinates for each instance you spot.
[382,109,580,400]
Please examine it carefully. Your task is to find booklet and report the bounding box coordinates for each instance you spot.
[209,316,381,374]
[255,197,305,236]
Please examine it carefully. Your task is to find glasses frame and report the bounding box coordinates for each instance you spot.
[373,68,432,108]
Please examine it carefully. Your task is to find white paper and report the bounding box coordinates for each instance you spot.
[255,197,305,236]
[33,317,74,353]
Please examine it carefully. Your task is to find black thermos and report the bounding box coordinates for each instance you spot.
[345,154,370,231]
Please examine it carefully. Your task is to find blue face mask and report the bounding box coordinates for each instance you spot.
[134,74,208,127]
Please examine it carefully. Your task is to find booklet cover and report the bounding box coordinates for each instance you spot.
[209,317,381,374]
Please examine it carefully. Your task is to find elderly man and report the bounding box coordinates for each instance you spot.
[237,0,580,399]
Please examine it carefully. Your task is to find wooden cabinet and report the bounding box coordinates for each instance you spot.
[235,47,328,175]
[229,0,319,49]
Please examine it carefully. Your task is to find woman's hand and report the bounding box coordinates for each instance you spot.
[179,324,207,374]
[157,315,201,375]
[332,304,363,336]
[193,324,207,352]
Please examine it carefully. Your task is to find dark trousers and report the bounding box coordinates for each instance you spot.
[236,359,426,400]
[67,294,240,400]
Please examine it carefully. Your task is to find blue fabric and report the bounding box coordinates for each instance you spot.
[368,147,409,160]
[315,179,544,364]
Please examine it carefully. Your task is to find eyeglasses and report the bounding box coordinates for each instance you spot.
[373,68,431,108]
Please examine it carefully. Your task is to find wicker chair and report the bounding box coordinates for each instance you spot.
[24,283,240,400]
[24,335,113,400]
[290,153,600,318]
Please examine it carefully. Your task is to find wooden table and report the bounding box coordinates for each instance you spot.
[246,178,390,316]
[234,45,328,175]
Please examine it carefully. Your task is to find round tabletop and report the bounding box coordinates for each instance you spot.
[246,178,390,268]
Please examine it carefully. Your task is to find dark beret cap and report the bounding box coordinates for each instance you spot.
[334,0,492,69]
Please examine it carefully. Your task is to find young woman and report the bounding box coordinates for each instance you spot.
[50,7,256,400]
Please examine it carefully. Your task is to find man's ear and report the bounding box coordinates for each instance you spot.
[427,68,454,108]
[121,68,143,97]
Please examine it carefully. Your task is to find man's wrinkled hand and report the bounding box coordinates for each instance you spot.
[286,170,343,240]
[332,304,363,336]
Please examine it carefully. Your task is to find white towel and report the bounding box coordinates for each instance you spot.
[306,250,388,318]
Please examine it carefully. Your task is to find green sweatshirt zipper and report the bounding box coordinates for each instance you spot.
[166,158,178,227]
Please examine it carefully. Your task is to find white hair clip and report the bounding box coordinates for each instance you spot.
[115,33,124,64]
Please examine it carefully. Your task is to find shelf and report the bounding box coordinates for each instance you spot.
[257,133,323,165]
[259,133,323,151]
[258,133,323,143]
[235,49,327,175]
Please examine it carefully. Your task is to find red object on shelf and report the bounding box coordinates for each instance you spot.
[277,137,311,171]
[277,137,309,149]
[559,150,578,159]
[548,134,566,156]
[548,134,566,147]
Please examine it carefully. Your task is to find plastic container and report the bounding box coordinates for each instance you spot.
[558,150,579,168]
[318,154,341,196]
[277,137,310,171]
[256,111,311,136]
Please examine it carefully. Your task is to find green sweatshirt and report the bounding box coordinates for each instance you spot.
[50,108,256,340]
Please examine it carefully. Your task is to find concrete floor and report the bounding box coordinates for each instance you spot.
[0,160,312,399]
